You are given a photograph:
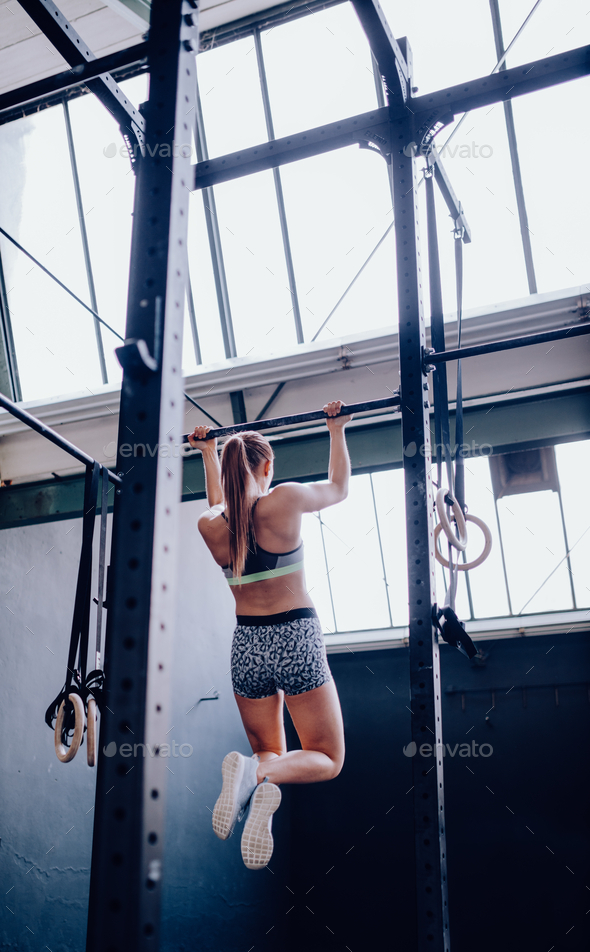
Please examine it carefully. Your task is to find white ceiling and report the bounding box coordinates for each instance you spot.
[0,0,285,97]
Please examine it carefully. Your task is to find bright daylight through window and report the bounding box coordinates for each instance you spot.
[0,0,588,635]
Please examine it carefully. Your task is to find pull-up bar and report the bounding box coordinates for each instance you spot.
[427,322,590,365]
[181,396,400,442]
[0,392,122,485]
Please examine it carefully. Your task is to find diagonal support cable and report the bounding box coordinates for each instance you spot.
[518,524,590,615]
[0,225,222,426]
[311,222,394,341]
[439,0,545,153]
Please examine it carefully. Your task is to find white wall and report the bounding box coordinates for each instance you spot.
[0,499,290,952]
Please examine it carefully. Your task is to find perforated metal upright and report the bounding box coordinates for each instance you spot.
[389,45,451,952]
[86,2,199,950]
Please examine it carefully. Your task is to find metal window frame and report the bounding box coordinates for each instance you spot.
[253,28,304,343]
[488,0,538,293]
[369,471,394,628]
[194,86,237,359]
[0,242,22,402]
[62,100,108,384]
[185,273,202,366]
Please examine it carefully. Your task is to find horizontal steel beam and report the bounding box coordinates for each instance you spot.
[193,45,590,189]
[182,396,400,441]
[0,44,148,122]
[427,322,590,364]
[412,44,590,151]
[194,107,391,189]
[0,392,122,483]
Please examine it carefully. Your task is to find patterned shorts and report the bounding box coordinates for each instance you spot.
[231,608,332,700]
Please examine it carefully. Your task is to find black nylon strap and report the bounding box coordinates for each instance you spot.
[65,461,100,687]
[46,462,101,731]
[95,465,109,664]
[425,170,453,494]
[454,232,465,513]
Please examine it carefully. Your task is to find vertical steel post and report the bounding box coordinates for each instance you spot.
[391,44,450,952]
[86,3,198,950]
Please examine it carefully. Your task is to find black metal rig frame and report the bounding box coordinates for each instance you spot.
[2,1,589,949]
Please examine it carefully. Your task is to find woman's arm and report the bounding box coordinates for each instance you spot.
[188,426,223,508]
[268,400,352,514]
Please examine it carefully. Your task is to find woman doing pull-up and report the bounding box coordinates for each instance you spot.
[188,400,351,870]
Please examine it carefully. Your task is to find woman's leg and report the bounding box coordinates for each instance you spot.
[234,690,287,766]
[235,680,344,785]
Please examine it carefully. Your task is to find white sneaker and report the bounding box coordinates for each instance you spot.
[212,751,259,841]
[241,780,282,870]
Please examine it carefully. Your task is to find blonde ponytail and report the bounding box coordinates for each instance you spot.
[221,432,273,581]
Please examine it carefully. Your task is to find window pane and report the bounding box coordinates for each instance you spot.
[462,456,510,617]
[198,37,268,158]
[496,490,573,614]
[300,510,336,634]
[187,191,226,366]
[0,106,102,401]
[261,2,378,139]
[498,0,590,66]
[319,473,391,632]
[429,105,530,315]
[213,171,297,358]
[510,81,590,294]
[280,147,394,342]
[555,440,590,608]
[68,75,149,386]
[380,0,497,96]
[371,468,409,627]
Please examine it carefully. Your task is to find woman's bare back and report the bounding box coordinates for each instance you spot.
[199,484,313,616]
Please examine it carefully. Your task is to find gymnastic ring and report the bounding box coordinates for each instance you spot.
[434,513,493,571]
[54,693,85,763]
[86,698,97,768]
[435,488,468,551]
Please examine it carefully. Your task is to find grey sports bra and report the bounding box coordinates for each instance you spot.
[221,499,304,586]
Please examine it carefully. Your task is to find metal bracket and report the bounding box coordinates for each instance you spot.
[358,126,391,161]
[115,339,158,379]
[18,0,146,169]
[422,346,437,374]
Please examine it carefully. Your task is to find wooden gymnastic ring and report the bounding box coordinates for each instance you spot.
[434,513,493,571]
[86,697,97,767]
[54,693,85,763]
[436,488,468,551]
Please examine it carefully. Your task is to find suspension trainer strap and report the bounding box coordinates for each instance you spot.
[46,461,100,730]
[95,465,109,668]
[454,231,465,513]
[66,461,100,688]
[425,170,453,493]
[85,465,109,710]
